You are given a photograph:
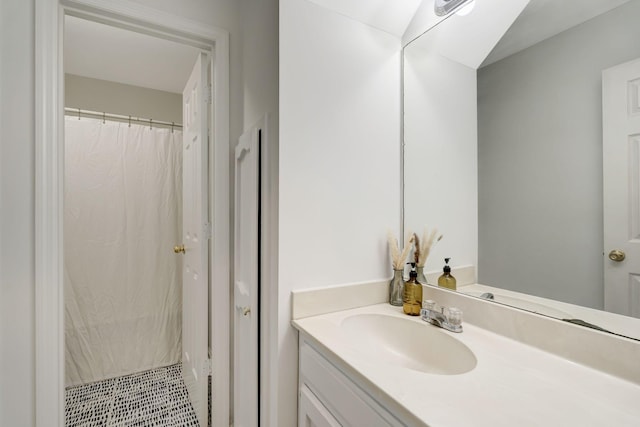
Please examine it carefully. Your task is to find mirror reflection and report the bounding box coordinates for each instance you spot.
[403,0,640,340]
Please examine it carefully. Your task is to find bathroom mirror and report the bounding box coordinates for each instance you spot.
[403,0,640,340]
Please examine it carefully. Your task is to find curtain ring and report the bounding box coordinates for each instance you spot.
[128,115,131,127]
[77,108,81,120]
[171,122,174,133]
[102,112,105,124]
[149,119,153,130]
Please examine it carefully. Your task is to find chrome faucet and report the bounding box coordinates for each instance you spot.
[420,300,463,333]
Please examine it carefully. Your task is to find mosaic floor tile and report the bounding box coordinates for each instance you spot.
[66,378,117,406]
[65,364,205,427]
[65,396,112,427]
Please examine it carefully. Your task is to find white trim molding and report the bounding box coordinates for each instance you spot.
[34,1,230,426]
[35,1,64,426]
[260,113,280,427]
[210,28,231,427]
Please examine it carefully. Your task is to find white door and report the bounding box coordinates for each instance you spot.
[603,57,640,318]
[233,126,260,427]
[180,52,210,426]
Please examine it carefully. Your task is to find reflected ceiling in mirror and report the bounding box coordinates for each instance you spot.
[403,0,640,340]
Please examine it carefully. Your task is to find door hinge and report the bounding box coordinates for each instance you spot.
[204,358,212,376]
[204,85,212,105]
[203,222,212,240]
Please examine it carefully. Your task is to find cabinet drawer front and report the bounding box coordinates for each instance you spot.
[299,385,342,427]
[300,341,403,427]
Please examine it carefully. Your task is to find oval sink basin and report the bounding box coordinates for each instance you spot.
[340,314,477,375]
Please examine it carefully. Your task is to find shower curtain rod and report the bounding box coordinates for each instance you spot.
[64,107,183,130]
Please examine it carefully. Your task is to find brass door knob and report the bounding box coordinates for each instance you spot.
[608,249,625,262]
[174,244,185,254]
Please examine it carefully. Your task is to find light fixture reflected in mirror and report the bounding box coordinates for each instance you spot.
[434,0,474,17]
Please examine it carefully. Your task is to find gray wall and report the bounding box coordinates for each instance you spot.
[65,74,182,124]
[477,1,640,308]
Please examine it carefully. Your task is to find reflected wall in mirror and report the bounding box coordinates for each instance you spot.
[403,0,640,340]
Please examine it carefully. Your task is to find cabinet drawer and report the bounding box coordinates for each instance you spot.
[299,385,341,427]
[300,340,404,427]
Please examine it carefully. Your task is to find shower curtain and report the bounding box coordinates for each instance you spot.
[64,116,183,386]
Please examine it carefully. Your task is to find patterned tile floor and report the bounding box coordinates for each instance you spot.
[65,364,202,427]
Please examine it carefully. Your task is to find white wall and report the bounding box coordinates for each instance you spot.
[0,1,36,425]
[477,1,640,309]
[403,48,478,274]
[239,0,279,131]
[0,1,242,425]
[65,74,182,124]
[279,0,401,424]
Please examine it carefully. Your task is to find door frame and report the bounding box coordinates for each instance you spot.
[34,1,230,426]
[233,121,261,427]
[232,114,276,426]
[256,114,279,427]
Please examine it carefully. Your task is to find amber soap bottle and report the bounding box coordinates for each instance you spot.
[438,257,457,290]
[403,263,423,316]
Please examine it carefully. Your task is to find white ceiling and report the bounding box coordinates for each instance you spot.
[65,0,633,91]
[64,15,202,94]
[305,0,634,64]
[482,0,631,67]
[306,0,423,37]
[408,0,529,69]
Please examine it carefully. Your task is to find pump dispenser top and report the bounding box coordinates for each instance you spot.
[438,258,457,290]
[443,258,451,273]
[408,262,418,280]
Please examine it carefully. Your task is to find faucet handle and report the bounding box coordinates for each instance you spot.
[445,307,463,327]
[422,299,437,310]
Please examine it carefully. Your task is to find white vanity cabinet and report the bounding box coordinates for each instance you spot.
[298,336,408,427]
[299,385,341,427]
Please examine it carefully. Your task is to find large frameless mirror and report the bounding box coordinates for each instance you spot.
[403,0,640,340]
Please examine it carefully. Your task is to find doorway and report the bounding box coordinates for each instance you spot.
[34,2,230,426]
[63,14,210,426]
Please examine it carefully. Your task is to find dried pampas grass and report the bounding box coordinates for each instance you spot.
[417,227,443,267]
[387,230,414,270]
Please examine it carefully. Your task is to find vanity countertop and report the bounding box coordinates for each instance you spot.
[293,303,640,427]
[459,282,640,341]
